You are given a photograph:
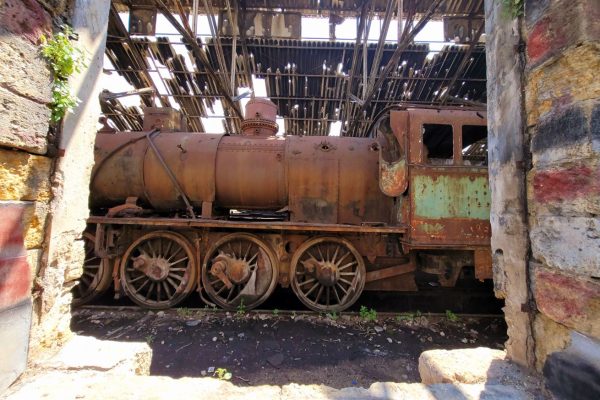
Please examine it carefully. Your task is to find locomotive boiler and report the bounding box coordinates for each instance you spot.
[77,99,493,312]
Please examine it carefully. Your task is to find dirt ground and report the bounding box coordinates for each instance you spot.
[71,308,507,389]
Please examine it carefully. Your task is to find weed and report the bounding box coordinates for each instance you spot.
[396,312,415,322]
[214,367,232,380]
[236,299,246,316]
[272,308,279,316]
[326,311,339,320]
[39,26,87,122]
[359,305,377,322]
[445,310,459,322]
[145,334,154,344]
[177,308,193,318]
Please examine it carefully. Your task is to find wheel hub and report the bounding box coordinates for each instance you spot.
[210,254,251,287]
[133,254,170,281]
[315,261,339,286]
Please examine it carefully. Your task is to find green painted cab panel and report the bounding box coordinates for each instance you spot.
[413,174,490,220]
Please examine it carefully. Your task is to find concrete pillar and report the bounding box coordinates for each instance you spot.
[484,0,535,367]
[30,0,111,358]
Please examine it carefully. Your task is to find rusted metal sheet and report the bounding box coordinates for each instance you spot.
[379,157,408,197]
[474,248,493,281]
[365,262,415,282]
[87,216,408,234]
[216,136,287,209]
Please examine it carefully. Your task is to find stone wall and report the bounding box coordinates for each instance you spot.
[486,0,600,391]
[524,0,600,370]
[0,0,55,362]
[0,0,110,370]
[484,0,534,367]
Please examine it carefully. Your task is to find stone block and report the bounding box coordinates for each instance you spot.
[418,347,524,385]
[533,267,600,337]
[0,0,52,43]
[533,313,571,371]
[21,201,49,250]
[526,0,600,67]
[528,159,600,216]
[27,249,42,284]
[0,86,50,155]
[530,216,600,278]
[526,43,600,128]
[41,335,152,376]
[0,149,52,202]
[0,34,52,104]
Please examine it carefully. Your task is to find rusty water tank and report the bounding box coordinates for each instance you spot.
[91,99,391,224]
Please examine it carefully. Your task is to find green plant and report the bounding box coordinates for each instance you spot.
[40,25,87,122]
[145,334,154,344]
[326,311,339,320]
[177,308,193,318]
[236,299,246,316]
[445,310,459,322]
[272,308,279,316]
[359,306,377,322]
[501,0,524,18]
[214,367,232,380]
[396,312,415,322]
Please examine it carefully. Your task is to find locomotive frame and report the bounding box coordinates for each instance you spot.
[77,105,492,312]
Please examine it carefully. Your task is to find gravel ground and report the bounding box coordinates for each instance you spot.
[71,308,507,389]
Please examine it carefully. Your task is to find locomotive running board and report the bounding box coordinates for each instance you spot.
[87,216,408,234]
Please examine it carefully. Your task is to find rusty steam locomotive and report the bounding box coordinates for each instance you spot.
[75,99,491,312]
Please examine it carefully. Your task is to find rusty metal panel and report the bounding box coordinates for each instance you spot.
[474,248,493,281]
[92,132,223,210]
[409,166,491,246]
[215,136,287,209]
[379,157,408,197]
[288,157,338,223]
[337,138,391,225]
[92,132,149,208]
[405,108,487,165]
[144,133,223,209]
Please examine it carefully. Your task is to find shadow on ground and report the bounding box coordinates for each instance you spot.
[71,308,507,389]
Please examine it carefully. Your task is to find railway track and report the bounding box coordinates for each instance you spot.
[81,280,503,315]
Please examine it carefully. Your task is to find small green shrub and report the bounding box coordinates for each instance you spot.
[445,309,459,322]
[359,305,377,322]
[40,26,86,122]
[236,299,246,316]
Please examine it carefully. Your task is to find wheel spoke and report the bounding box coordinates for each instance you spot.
[134,279,150,293]
[299,278,316,287]
[338,261,357,271]
[162,281,173,299]
[315,285,324,303]
[305,282,320,297]
[335,251,350,267]
[168,256,188,267]
[332,286,341,304]
[331,245,340,264]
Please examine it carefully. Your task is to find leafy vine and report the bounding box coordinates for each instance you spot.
[40,26,87,123]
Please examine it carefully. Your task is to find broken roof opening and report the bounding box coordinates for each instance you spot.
[101,0,486,136]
